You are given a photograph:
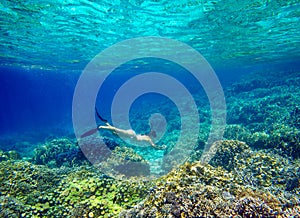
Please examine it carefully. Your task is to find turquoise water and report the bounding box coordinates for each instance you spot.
[0,0,300,217]
[1,0,300,70]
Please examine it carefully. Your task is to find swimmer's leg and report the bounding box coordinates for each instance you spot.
[79,109,110,138]
[98,125,114,130]
[143,136,166,150]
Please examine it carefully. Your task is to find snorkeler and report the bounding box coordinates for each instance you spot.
[80,109,166,150]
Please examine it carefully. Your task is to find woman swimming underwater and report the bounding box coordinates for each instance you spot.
[81,109,166,150]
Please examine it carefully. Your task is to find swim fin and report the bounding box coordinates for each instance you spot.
[95,108,108,123]
[80,108,108,138]
[80,128,98,138]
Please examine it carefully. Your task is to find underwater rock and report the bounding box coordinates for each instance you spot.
[289,106,300,129]
[55,147,85,166]
[54,167,151,217]
[228,79,269,94]
[233,150,288,187]
[224,124,251,142]
[0,196,30,218]
[249,125,300,159]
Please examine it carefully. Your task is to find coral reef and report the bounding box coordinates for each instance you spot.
[121,161,300,217]
[209,140,252,171]
[0,160,151,217]
[225,71,300,158]
[99,146,151,178]
[31,138,87,167]
[209,140,300,189]
[56,171,150,217]
[0,149,21,161]
[1,138,152,217]
[225,124,300,158]
[1,136,299,218]
[1,71,300,217]
[0,129,73,156]
[0,160,61,217]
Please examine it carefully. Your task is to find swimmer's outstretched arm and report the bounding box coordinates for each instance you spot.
[151,143,167,150]
[136,134,166,150]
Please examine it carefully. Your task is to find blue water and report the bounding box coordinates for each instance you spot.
[0,67,78,134]
[1,60,299,158]
[0,0,299,170]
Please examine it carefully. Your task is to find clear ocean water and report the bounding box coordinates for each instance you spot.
[0,0,300,217]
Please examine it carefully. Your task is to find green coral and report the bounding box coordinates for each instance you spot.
[52,166,151,217]
[1,138,299,217]
[225,70,300,159]
[0,160,61,217]
[209,140,252,171]
[100,146,151,178]
[57,174,150,217]
[112,146,145,162]
[0,160,151,217]
[0,149,21,161]
[225,124,300,159]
